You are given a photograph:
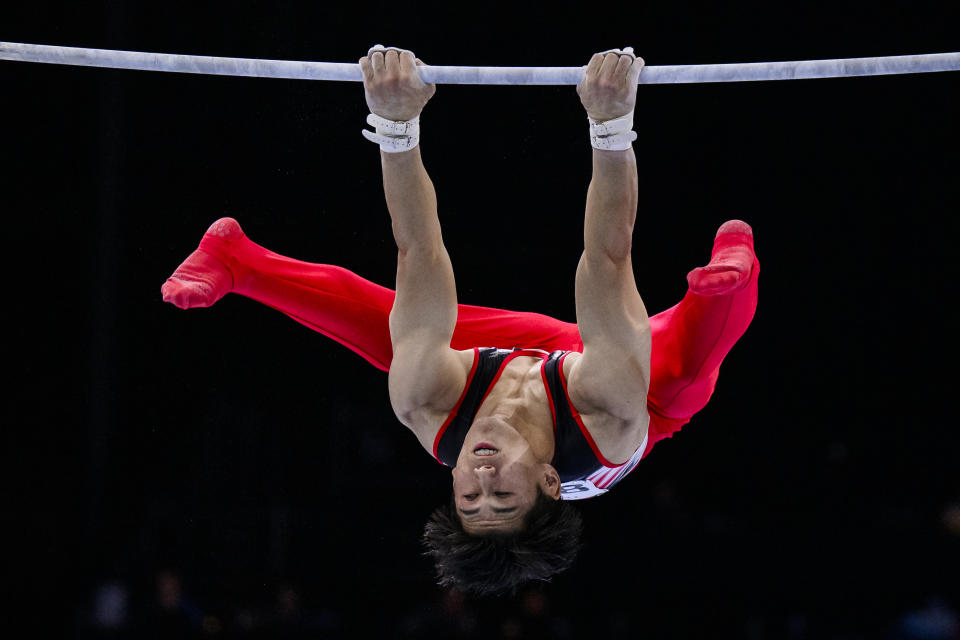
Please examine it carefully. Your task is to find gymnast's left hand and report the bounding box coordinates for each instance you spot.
[577,48,644,121]
[359,45,436,122]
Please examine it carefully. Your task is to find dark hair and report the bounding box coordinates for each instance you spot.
[422,488,583,596]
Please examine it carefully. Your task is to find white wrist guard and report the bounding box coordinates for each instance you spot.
[589,110,637,151]
[361,113,421,153]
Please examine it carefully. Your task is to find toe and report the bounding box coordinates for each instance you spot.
[205,217,245,239]
[716,220,752,237]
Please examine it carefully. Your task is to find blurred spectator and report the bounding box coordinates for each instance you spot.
[275,583,302,624]
[894,597,959,640]
[228,582,340,637]
[91,579,129,631]
[269,583,310,637]
[142,569,205,638]
[941,503,960,537]
[400,588,479,638]
[499,586,573,639]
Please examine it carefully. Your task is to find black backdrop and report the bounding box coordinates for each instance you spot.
[4,1,959,637]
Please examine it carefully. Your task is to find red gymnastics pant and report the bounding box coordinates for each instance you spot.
[166,219,759,458]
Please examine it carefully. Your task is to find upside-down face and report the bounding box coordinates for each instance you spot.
[451,416,560,533]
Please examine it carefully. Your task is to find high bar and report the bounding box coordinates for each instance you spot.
[1,42,959,85]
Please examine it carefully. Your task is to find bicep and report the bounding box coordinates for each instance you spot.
[569,253,651,421]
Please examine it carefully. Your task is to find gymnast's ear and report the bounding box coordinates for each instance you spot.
[540,464,562,500]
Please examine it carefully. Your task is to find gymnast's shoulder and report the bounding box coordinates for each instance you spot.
[388,344,474,447]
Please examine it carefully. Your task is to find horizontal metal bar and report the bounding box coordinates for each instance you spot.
[2,42,959,85]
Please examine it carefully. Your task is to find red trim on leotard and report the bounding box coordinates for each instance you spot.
[433,348,480,460]
[540,359,558,435]
[556,352,620,468]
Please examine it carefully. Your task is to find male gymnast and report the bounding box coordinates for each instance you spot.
[161,45,760,595]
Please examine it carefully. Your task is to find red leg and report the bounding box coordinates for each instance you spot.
[161,219,582,371]
[161,217,758,453]
[644,221,760,453]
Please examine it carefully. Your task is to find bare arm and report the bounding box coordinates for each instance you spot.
[359,47,467,427]
[566,51,652,428]
[382,147,466,423]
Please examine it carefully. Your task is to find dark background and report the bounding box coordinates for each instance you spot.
[4,1,958,638]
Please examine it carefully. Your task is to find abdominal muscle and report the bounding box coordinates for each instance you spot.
[473,355,556,449]
[403,351,553,456]
[479,354,646,466]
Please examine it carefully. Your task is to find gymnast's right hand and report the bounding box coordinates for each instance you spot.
[359,45,436,121]
[577,48,644,121]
